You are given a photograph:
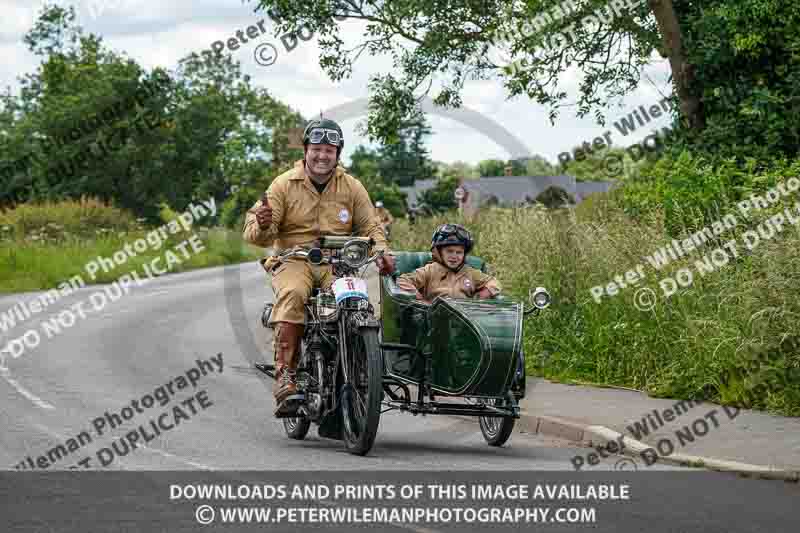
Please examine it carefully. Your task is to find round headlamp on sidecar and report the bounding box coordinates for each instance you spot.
[523,286,551,315]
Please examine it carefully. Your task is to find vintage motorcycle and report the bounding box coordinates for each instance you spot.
[257,237,551,455]
[257,236,385,455]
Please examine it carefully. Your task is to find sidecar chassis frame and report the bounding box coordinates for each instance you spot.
[379,342,521,419]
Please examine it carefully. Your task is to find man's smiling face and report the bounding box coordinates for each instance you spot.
[305,143,338,176]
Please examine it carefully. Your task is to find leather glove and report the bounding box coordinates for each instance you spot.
[255,192,273,230]
[376,253,396,276]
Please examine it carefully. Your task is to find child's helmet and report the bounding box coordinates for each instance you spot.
[430,223,473,254]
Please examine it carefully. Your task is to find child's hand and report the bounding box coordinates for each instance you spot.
[476,288,493,299]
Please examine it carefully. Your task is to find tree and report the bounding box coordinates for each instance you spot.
[420,175,458,213]
[521,155,557,176]
[477,159,506,177]
[346,145,407,216]
[535,186,575,208]
[0,4,303,224]
[253,0,800,162]
[434,160,478,180]
[376,112,436,186]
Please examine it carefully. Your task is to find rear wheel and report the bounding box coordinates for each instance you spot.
[341,327,383,455]
[479,395,516,447]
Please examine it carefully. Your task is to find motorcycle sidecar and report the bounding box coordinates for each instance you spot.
[379,252,528,446]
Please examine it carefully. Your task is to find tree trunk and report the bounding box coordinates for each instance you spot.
[648,0,705,132]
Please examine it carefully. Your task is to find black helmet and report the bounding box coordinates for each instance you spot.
[431,223,473,254]
[303,118,344,157]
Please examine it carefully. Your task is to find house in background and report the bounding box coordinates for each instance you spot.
[399,173,617,212]
[399,179,437,208]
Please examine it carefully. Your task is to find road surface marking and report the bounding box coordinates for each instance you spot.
[1,372,55,409]
[31,422,215,470]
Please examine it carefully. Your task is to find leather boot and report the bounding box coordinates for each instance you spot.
[273,322,305,407]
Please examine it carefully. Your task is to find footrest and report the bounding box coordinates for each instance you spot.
[255,363,275,378]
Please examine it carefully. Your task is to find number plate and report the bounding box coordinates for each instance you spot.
[332,277,369,304]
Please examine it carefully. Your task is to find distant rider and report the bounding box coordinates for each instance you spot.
[374,201,394,241]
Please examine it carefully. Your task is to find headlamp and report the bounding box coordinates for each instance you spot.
[341,240,370,268]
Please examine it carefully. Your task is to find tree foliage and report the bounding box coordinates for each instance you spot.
[0,4,303,224]
[253,0,800,166]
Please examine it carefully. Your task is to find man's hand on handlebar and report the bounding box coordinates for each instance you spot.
[376,253,395,276]
[256,192,273,230]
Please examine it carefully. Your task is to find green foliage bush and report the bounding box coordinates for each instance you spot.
[615,152,800,237]
[0,196,140,243]
[390,178,800,416]
[420,175,458,212]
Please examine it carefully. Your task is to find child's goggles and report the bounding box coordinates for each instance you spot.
[434,224,471,242]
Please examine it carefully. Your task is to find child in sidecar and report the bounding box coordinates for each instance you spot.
[396,223,501,304]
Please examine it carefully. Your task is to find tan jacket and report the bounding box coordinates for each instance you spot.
[376,206,394,225]
[243,160,389,264]
[397,261,501,301]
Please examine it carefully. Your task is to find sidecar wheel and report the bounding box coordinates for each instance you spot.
[479,398,515,447]
[341,328,383,456]
[283,416,311,440]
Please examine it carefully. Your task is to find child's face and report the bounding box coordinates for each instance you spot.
[440,245,465,268]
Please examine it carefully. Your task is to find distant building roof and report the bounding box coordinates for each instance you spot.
[399,175,617,207]
[399,179,437,206]
[461,175,577,205]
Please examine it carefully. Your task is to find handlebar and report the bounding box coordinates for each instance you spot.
[275,237,384,269]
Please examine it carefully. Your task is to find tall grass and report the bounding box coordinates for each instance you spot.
[0,197,261,293]
[390,195,800,416]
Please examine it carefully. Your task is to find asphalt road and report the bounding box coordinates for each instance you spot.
[0,261,668,472]
[2,263,799,533]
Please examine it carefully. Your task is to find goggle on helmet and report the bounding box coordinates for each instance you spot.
[431,223,473,254]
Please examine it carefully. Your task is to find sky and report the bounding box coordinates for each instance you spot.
[1,0,675,168]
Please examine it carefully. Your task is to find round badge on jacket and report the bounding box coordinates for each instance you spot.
[463,278,472,290]
[338,208,350,223]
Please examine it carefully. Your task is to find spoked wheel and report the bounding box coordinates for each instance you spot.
[479,394,516,447]
[340,327,383,455]
[282,416,311,440]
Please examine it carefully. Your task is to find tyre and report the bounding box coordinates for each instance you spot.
[479,396,515,447]
[341,327,383,455]
[283,416,311,440]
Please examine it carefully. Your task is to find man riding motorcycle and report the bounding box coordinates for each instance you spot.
[374,201,394,241]
[242,118,396,418]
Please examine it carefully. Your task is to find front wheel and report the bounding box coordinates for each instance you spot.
[341,327,383,455]
[479,396,515,447]
[283,417,311,440]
